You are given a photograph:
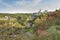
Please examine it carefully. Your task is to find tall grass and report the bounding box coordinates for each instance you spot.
[47,26,59,40]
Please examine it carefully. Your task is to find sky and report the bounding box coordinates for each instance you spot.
[0,0,60,13]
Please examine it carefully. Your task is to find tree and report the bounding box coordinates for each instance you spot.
[17,16,25,26]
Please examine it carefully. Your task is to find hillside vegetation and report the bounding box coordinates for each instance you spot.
[0,9,60,40]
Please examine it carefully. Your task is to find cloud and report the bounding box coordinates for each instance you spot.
[0,0,60,13]
[0,0,42,13]
[39,0,60,11]
[34,0,42,4]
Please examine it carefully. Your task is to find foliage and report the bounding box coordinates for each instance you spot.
[0,9,60,40]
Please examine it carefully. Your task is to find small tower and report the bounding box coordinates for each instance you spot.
[34,9,41,15]
[38,9,41,15]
